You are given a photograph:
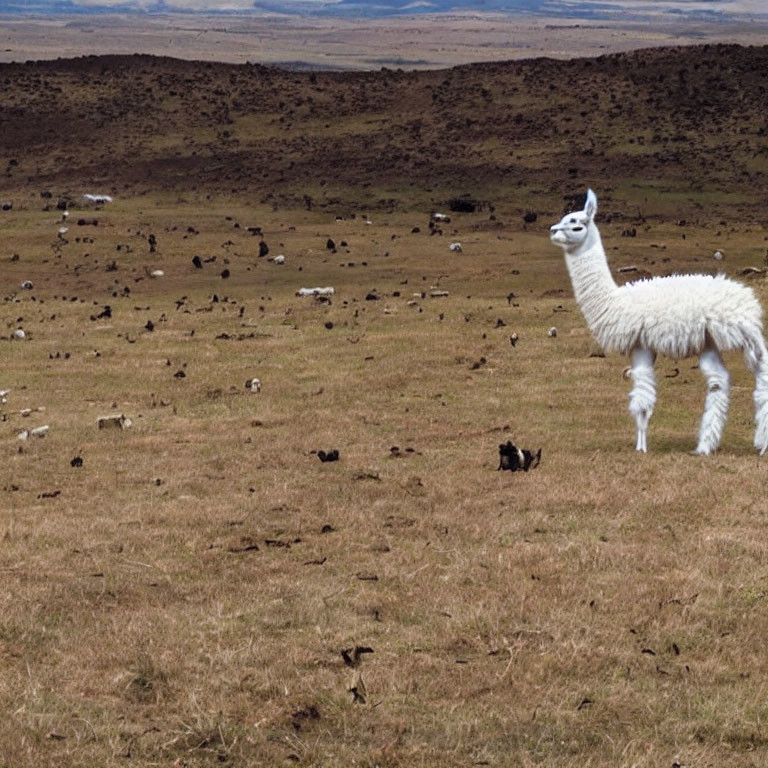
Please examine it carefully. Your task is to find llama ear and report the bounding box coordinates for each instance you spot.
[584,189,598,220]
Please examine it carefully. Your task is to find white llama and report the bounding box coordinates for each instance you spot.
[550,189,768,455]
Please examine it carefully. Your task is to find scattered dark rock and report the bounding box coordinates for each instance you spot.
[341,646,374,668]
[265,538,296,548]
[356,572,378,581]
[90,305,111,321]
[291,705,320,732]
[317,449,339,463]
[390,446,418,458]
[228,537,260,553]
[448,196,480,213]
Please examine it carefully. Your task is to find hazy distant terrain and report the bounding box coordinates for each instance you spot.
[3,11,768,69]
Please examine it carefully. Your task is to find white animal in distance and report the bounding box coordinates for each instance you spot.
[550,189,768,455]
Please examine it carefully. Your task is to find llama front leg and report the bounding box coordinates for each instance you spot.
[628,347,656,453]
[695,346,730,455]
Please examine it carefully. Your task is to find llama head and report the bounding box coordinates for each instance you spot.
[550,189,598,253]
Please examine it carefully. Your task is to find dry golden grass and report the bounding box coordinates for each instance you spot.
[2,193,768,768]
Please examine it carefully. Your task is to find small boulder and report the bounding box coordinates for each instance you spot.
[97,414,132,430]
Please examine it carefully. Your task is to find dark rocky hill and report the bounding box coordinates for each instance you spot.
[2,44,768,216]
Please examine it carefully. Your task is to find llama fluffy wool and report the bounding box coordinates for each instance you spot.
[570,260,764,359]
[551,189,768,455]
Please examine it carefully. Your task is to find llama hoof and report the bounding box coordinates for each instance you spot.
[691,447,714,456]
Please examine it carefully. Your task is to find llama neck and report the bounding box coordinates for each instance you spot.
[563,230,619,334]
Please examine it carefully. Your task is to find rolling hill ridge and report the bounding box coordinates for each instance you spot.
[2,44,768,219]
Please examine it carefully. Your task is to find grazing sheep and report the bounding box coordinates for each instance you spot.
[297,287,335,297]
[550,189,768,455]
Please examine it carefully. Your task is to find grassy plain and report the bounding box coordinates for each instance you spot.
[3,193,768,768]
[4,47,768,767]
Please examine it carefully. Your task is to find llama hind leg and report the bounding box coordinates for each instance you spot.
[695,346,730,455]
[744,341,768,455]
[628,347,656,453]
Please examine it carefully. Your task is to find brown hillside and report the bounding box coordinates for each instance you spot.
[2,44,768,216]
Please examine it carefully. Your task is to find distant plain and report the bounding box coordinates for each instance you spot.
[3,12,768,68]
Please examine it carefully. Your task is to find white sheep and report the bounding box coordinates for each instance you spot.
[296,287,334,297]
[550,189,768,455]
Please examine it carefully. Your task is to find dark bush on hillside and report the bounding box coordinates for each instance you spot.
[448,196,481,213]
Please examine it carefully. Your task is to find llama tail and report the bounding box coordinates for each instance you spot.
[744,333,768,455]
